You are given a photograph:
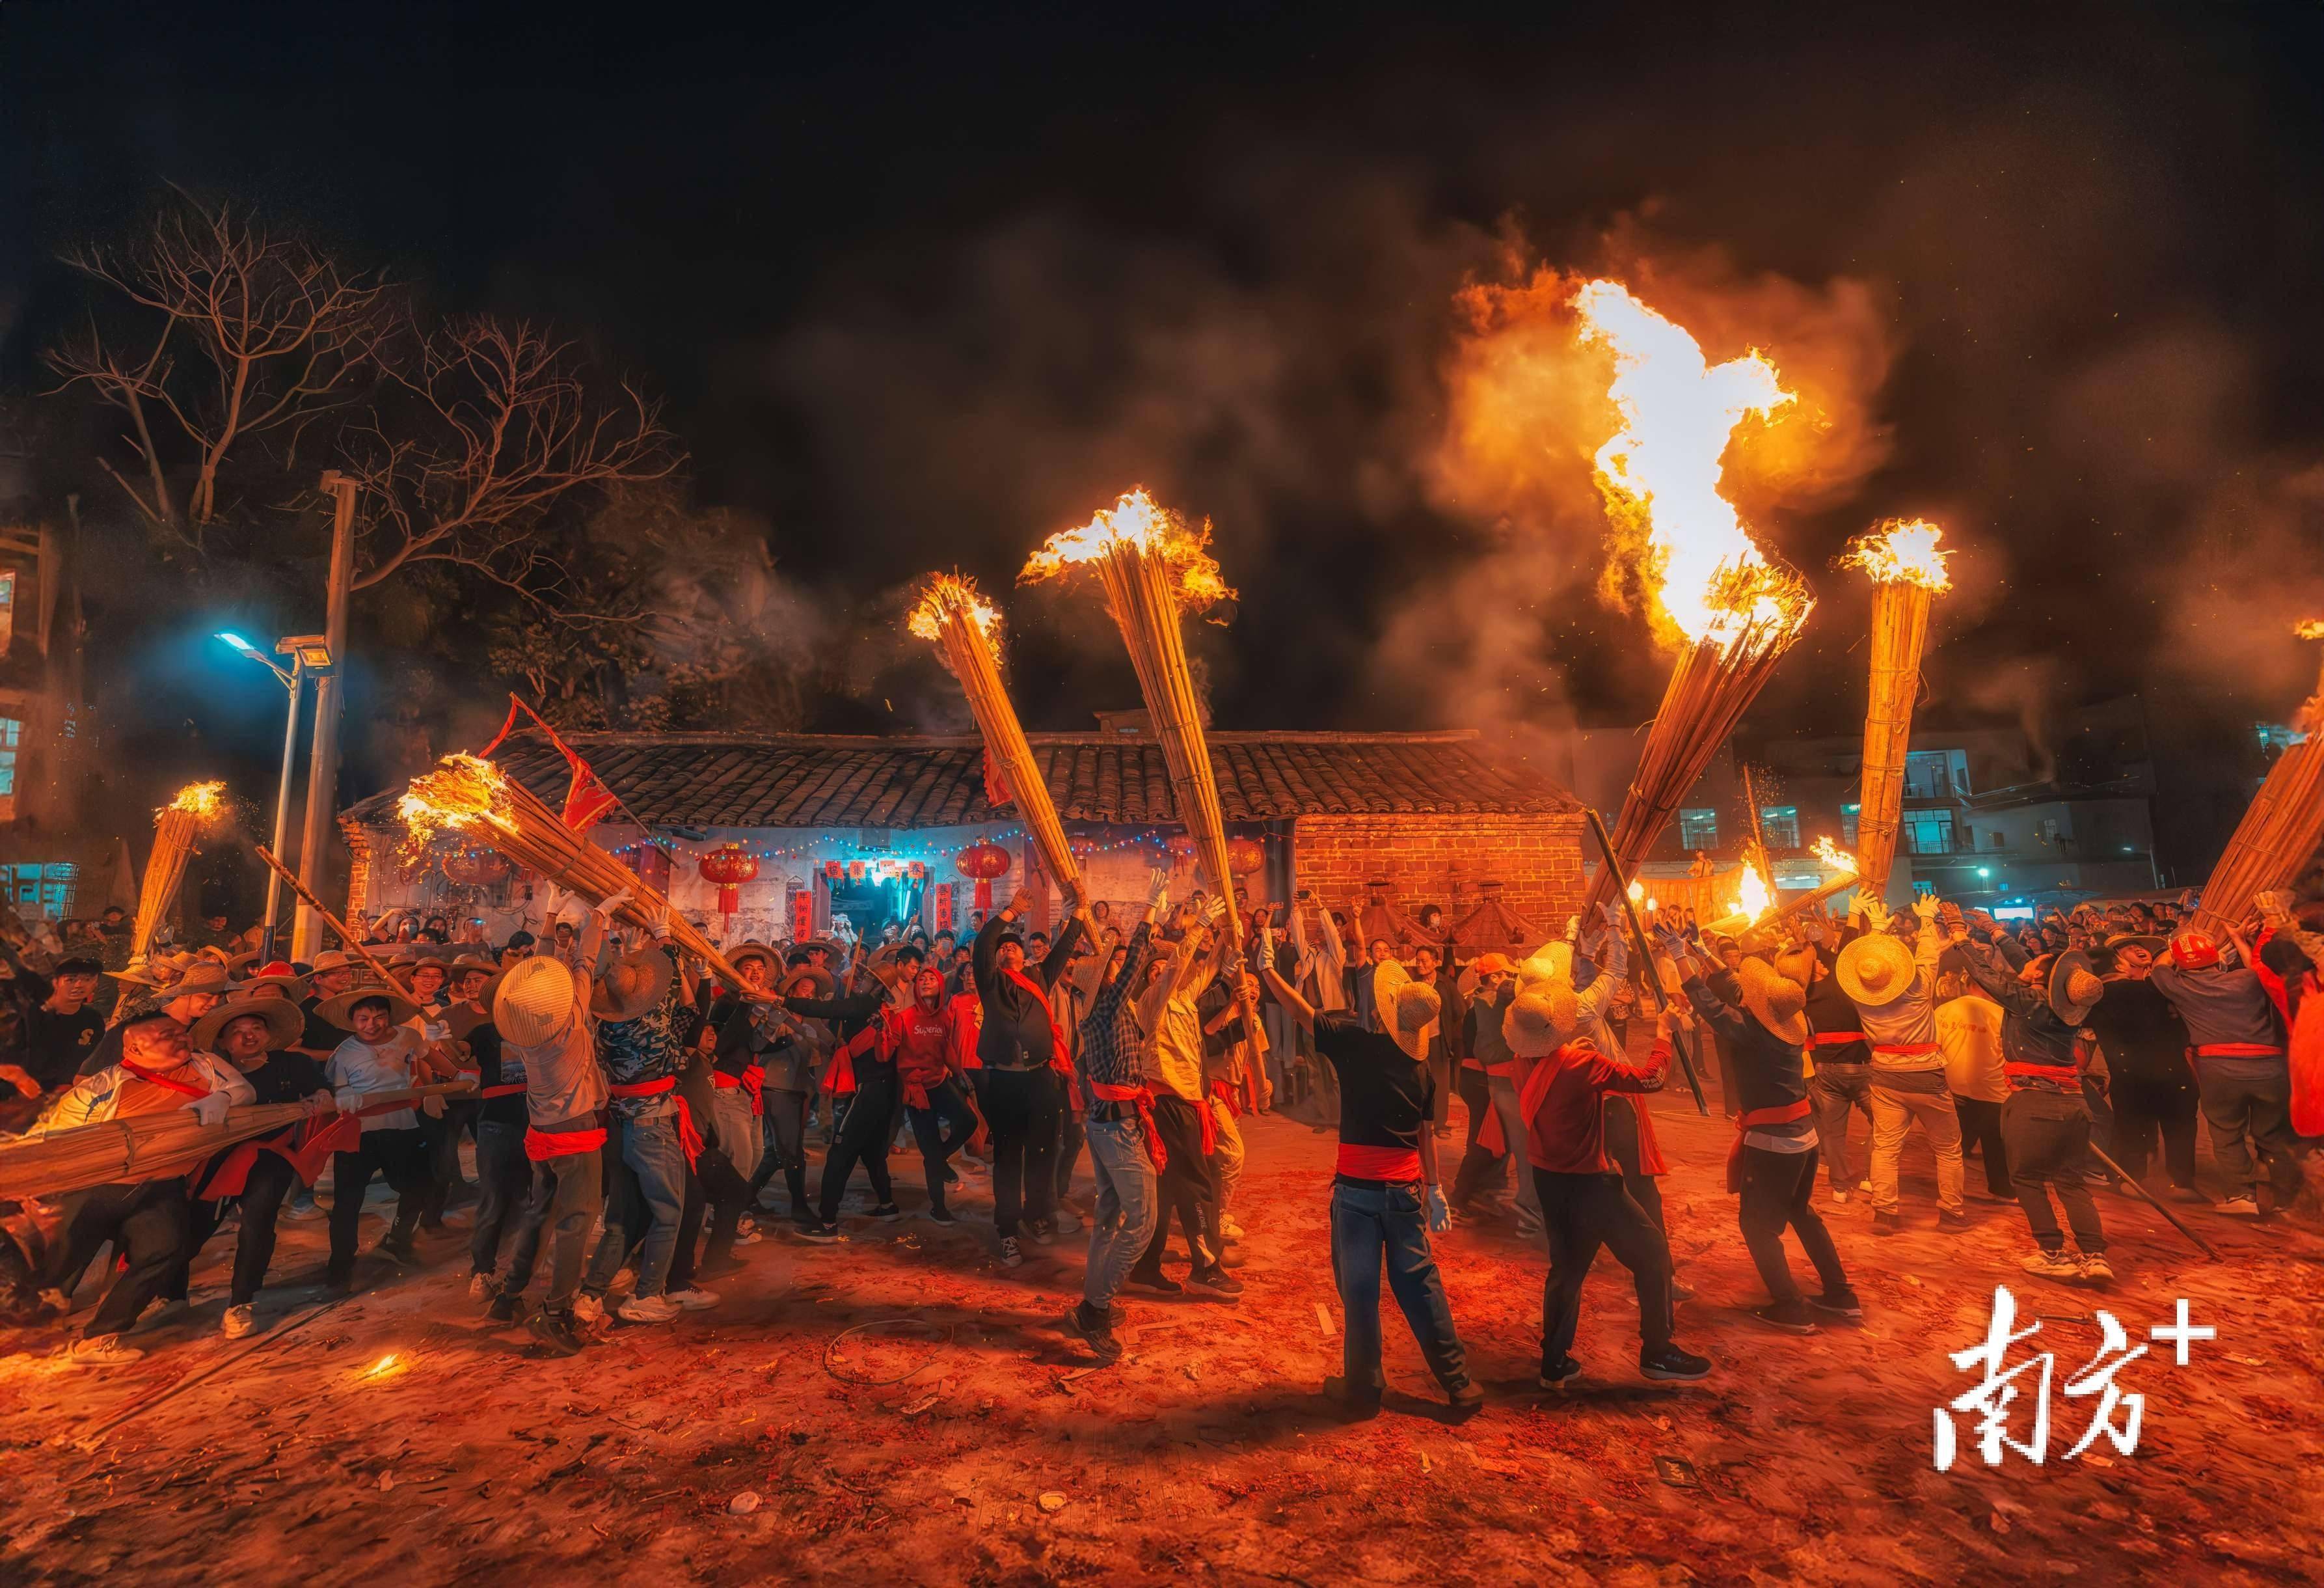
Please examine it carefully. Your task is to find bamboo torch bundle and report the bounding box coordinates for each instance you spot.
[399,756,757,990]
[1841,519,1954,898]
[2191,623,2324,938]
[1021,489,1242,941]
[910,573,1083,905]
[130,781,228,968]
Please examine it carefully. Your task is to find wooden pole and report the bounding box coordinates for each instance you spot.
[293,472,357,960]
[925,591,1083,901]
[254,844,415,999]
[1584,808,1709,1115]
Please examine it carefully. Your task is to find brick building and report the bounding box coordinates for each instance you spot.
[340,729,1585,953]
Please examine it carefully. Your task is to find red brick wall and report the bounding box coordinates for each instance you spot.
[1290,812,1588,942]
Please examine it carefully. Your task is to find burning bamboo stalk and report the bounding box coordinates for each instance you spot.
[1843,519,1953,896]
[131,781,226,968]
[1703,836,1859,938]
[2192,623,2324,938]
[399,755,757,991]
[910,574,1083,905]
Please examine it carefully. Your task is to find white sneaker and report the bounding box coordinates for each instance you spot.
[2077,1253,2115,1283]
[68,1334,144,1366]
[734,1227,763,1246]
[1221,1215,1245,1240]
[1051,1207,1082,1235]
[665,1287,721,1310]
[1856,1180,1872,1194]
[1829,1188,1850,1204]
[2217,1195,2262,1217]
[2020,1248,2080,1280]
[618,1293,682,1324]
[610,1268,636,1294]
[222,1304,256,1339]
[468,1273,494,1302]
[573,1293,606,1324]
[999,1236,1023,1268]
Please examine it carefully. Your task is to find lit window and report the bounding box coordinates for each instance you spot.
[1841,802,1860,845]
[1679,808,1719,850]
[1759,805,1800,849]
[1904,808,1956,855]
[0,717,22,799]
[0,570,16,657]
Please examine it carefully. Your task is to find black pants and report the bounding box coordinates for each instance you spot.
[2195,1065,2303,1203]
[1531,1168,1671,1363]
[667,1165,707,1290]
[1453,1067,1502,1190]
[1601,1095,1666,1233]
[694,1145,755,1264]
[168,1151,300,1307]
[1952,1095,2014,1197]
[1136,1093,1216,1275]
[2002,1090,2105,1253]
[1736,1144,1850,1304]
[818,1071,899,1222]
[420,1098,480,1219]
[56,1179,190,1337]
[753,1089,811,1214]
[979,1067,1061,1238]
[327,1127,427,1283]
[907,1077,977,1218]
[468,1119,534,1276]
[1056,1105,1085,1204]
[2109,1070,2198,1188]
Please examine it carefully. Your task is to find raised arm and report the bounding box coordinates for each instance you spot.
[1260,957,1316,1032]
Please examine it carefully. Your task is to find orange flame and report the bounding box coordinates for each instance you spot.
[1020,487,1236,610]
[160,780,226,823]
[1842,518,1953,591]
[2297,618,2324,641]
[908,573,1003,648]
[397,754,510,855]
[1811,835,1858,875]
[1573,280,1809,647]
[1727,863,1775,924]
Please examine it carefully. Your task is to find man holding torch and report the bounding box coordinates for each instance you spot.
[972,887,1088,1268]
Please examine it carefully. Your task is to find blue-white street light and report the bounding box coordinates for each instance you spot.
[217,631,308,955]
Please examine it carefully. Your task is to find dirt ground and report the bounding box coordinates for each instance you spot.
[3,1074,2320,1587]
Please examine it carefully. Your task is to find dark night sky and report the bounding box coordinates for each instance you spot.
[5,3,2324,806]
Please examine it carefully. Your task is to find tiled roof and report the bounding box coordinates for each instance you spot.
[345,731,1576,829]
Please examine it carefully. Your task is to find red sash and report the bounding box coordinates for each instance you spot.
[120,1059,210,1098]
[1209,1078,1242,1120]
[607,1078,675,1098]
[1872,1042,1939,1058]
[714,1064,766,1113]
[1814,1031,1868,1045]
[999,966,1072,1073]
[204,1112,361,1198]
[1336,1142,1422,1181]
[1727,1100,1812,1192]
[609,1080,705,1166]
[2192,1042,2284,1059]
[524,1125,606,1161]
[1090,1081,1165,1172]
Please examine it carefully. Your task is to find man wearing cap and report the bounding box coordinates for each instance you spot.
[2149,920,2304,1216]
[319,986,439,1294]
[165,998,334,1337]
[1949,906,2113,1281]
[1835,897,1967,1235]
[30,1011,256,1364]
[1260,950,1481,1419]
[971,888,1088,1268]
[296,951,361,1057]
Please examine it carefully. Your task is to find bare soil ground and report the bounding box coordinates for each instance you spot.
[3,1082,2319,1587]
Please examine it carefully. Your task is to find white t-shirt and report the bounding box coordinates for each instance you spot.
[328,1030,424,1131]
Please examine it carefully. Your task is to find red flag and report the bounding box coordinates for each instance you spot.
[982,748,1014,810]
[481,695,620,832]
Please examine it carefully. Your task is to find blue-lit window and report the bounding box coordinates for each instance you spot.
[1841,802,1861,845]
[1679,808,1719,850]
[0,717,23,799]
[1759,805,1800,849]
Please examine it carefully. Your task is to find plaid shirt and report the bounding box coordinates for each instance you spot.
[1077,920,1157,1093]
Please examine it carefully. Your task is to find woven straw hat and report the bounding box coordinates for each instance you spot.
[1504,983,1581,1059]
[1835,932,1917,1009]
[494,957,577,1047]
[191,995,304,1054]
[2049,950,2105,1024]
[167,962,237,999]
[1735,957,1810,1045]
[316,986,422,1032]
[729,940,781,972]
[591,947,673,1022]
[1371,961,1441,1061]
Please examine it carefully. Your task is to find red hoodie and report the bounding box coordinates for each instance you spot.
[1520,1037,1671,1175]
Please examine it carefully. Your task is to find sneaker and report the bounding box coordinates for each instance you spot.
[1829,1188,1850,1204]
[1124,1270,1182,1295]
[2217,1194,2262,1217]
[998,1236,1023,1268]
[1639,1343,1712,1382]
[1321,1375,1383,1419]
[2077,1253,2115,1283]
[1446,1380,1485,1416]
[527,1308,588,1357]
[794,1221,841,1244]
[573,1293,605,1324]
[1938,1210,1971,1233]
[733,1227,764,1246]
[610,1268,636,1294]
[666,1287,721,1311]
[1024,1219,1055,1247]
[1220,1214,1245,1241]
[618,1293,682,1324]
[925,1207,958,1227]
[68,1334,144,1366]
[2020,1247,2081,1280]
[468,1272,494,1302]
[869,1203,902,1222]
[1872,1212,1902,1236]
[1668,1279,1697,1302]
[379,1233,418,1263]
[1539,1354,1583,1389]
[1809,1288,1865,1321]
[222,1304,258,1339]
[695,1254,746,1279]
[1751,1300,1820,1335]
[1060,1303,1124,1362]
[1189,1266,1245,1300]
[943,1166,962,1187]
[1051,1207,1081,1235]
[282,1196,325,1222]
[1856,1180,1872,1194]
[487,1289,524,1323]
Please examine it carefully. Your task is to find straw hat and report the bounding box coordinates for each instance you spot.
[1835,932,1918,1009]
[226,951,262,978]
[1370,960,1441,1061]
[1503,982,1581,1059]
[308,950,363,978]
[1734,957,1810,1045]
[191,996,304,1054]
[2105,932,2167,957]
[494,957,578,1047]
[591,946,673,1022]
[164,963,237,1000]
[316,985,422,1032]
[729,940,781,972]
[781,964,837,1000]
[2049,950,2105,1024]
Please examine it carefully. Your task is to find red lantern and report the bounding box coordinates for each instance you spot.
[442,846,511,888]
[697,843,760,921]
[1165,834,1198,866]
[822,859,843,879]
[848,859,866,881]
[909,860,926,880]
[1226,835,1265,877]
[956,842,1011,912]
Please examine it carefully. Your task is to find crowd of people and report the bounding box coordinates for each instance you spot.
[0,869,2313,1422]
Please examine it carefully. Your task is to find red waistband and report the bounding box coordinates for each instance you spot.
[524,1125,606,1161]
[1089,1080,1165,1172]
[2005,1060,2083,1082]
[1813,1031,1868,1045]
[2192,1043,2284,1058]
[606,1078,675,1098]
[1740,1100,1813,1129]
[1872,1042,1939,1056]
[1335,1143,1422,1181]
[480,1082,526,1098]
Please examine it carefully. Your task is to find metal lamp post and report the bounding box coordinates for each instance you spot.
[217,631,334,959]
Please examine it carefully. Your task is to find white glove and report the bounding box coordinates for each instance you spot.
[1563,914,1581,943]
[1861,898,1891,933]
[1146,869,1171,911]
[538,884,568,921]
[1425,1186,1451,1233]
[421,1093,446,1119]
[334,1087,362,1113]
[592,888,633,922]
[1912,894,1940,924]
[187,1091,230,1127]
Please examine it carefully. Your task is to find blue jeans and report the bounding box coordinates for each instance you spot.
[586,1106,688,1298]
[1328,1179,1470,1396]
[1082,1117,1159,1313]
[468,1119,534,1277]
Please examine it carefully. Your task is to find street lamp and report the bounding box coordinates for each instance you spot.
[216,631,332,957]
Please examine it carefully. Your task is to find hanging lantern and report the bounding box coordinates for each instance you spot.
[909,860,926,881]
[697,843,761,922]
[823,859,843,880]
[956,841,1012,912]
[1165,834,1199,868]
[1226,835,1265,877]
[442,845,511,888]
[848,859,866,881]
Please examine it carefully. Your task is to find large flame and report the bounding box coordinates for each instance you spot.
[908,573,1003,647]
[2296,618,2324,641]
[1811,835,1859,875]
[1727,864,1775,924]
[1020,487,1236,610]
[160,781,226,823]
[1842,518,1952,591]
[1573,279,1807,646]
[397,754,510,852]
